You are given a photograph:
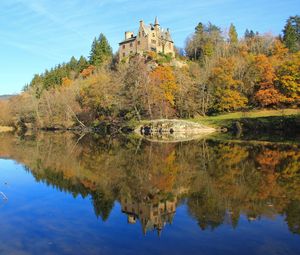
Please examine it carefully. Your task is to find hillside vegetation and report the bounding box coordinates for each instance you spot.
[0,16,299,130]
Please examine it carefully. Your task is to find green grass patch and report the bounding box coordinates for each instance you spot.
[191,109,300,128]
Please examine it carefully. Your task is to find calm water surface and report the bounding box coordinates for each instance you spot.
[0,132,299,255]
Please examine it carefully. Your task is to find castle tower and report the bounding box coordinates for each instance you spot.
[154,16,160,27]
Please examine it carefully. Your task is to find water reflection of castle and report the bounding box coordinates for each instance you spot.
[121,197,176,236]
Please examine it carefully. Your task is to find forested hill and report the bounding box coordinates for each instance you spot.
[0,95,14,101]
[0,16,299,129]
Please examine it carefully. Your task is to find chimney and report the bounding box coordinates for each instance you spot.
[125,31,134,40]
[154,16,159,26]
[139,20,144,26]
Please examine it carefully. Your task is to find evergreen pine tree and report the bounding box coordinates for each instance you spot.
[229,23,238,44]
[89,33,112,66]
[195,22,204,35]
[98,33,112,57]
[69,56,78,71]
[283,16,300,52]
[245,29,255,39]
[78,56,89,72]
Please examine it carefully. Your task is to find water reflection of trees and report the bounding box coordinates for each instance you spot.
[0,132,299,235]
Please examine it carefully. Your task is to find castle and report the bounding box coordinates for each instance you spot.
[119,17,175,60]
[121,196,176,236]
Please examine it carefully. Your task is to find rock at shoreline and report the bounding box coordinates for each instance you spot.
[136,119,216,140]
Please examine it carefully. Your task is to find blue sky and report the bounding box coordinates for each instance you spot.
[0,0,299,94]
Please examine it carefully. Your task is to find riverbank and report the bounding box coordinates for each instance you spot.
[192,109,300,133]
[5,108,300,138]
[193,109,299,127]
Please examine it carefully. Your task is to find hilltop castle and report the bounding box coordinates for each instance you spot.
[121,197,176,236]
[119,17,175,60]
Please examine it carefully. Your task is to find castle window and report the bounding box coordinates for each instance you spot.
[151,40,156,44]
[139,32,141,37]
[138,41,141,45]
[152,33,155,37]
[122,45,125,49]
[130,51,133,54]
[123,53,125,57]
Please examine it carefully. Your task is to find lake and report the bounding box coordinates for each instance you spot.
[0,132,299,255]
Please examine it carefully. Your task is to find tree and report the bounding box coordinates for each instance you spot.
[276,52,300,104]
[62,77,72,87]
[78,56,89,72]
[214,89,248,112]
[244,29,255,39]
[195,22,204,35]
[229,23,238,44]
[174,66,198,118]
[69,56,78,71]
[0,99,13,126]
[89,33,113,66]
[121,56,149,120]
[185,22,224,62]
[78,70,119,122]
[80,65,95,78]
[255,88,282,107]
[283,16,300,52]
[253,54,283,107]
[149,66,178,118]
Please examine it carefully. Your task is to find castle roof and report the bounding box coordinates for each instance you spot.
[158,29,173,43]
[141,22,173,43]
[119,36,137,45]
[119,18,173,45]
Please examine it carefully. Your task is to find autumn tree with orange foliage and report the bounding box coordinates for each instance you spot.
[149,66,178,118]
[253,54,284,107]
[80,65,96,79]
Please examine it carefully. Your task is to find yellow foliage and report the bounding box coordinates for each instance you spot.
[255,54,276,84]
[215,89,248,112]
[210,57,243,89]
[276,52,300,103]
[150,66,178,105]
[62,77,72,87]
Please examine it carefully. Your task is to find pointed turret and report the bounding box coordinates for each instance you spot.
[154,16,160,27]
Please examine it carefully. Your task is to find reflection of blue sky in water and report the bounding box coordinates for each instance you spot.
[0,158,300,255]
